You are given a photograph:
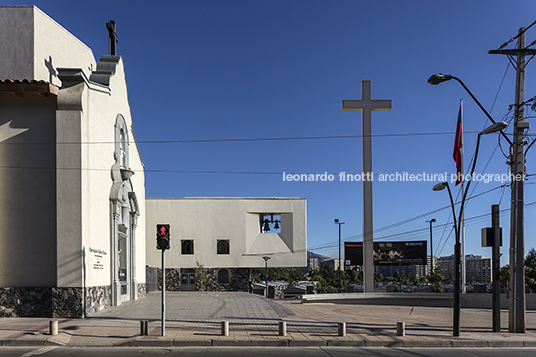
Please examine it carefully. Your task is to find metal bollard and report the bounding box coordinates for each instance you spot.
[49,320,58,336]
[140,320,149,335]
[397,321,405,336]
[221,320,229,336]
[338,322,346,337]
[278,321,287,336]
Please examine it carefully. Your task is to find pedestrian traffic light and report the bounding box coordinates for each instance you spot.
[156,224,170,250]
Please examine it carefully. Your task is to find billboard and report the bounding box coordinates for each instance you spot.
[344,242,364,266]
[345,241,427,266]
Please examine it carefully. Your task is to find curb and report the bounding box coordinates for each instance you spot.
[1,339,65,347]
[2,338,536,348]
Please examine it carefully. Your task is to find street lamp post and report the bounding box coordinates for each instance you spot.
[432,121,507,337]
[263,256,271,298]
[319,257,326,293]
[426,219,436,268]
[334,219,345,292]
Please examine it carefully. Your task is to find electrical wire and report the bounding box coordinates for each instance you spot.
[308,183,509,252]
[311,200,536,254]
[0,131,484,146]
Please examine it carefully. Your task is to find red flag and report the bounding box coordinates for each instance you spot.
[453,103,463,185]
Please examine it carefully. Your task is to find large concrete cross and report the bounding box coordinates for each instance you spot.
[342,80,391,293]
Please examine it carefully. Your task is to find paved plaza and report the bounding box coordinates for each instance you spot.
[1,291,536,348]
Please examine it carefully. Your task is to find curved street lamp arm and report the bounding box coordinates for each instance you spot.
[445,183,458,240]
[451,76,513,146]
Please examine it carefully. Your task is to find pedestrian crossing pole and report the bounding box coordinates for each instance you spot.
[162,248,166,337]
[156,224,170,337]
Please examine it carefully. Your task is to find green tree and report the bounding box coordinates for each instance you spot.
[525,248,536,291]
[526,248,536,268]
[500,265,509,288]
[309,267,321,282]
[427,267,444,293]
[194,262,208,292]
[350,268,361,283]
[323,265,335,287]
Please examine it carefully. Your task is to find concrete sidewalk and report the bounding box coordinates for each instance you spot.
[1,291,536,348]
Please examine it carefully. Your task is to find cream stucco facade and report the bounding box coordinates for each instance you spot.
[0,6,145,317]
[0,5,307,315]
[145,198,306,291]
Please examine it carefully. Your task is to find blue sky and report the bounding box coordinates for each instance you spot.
[11,0,536,266]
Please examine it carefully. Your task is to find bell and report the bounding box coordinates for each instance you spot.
[263,219,271,232]
[274,220,280,229]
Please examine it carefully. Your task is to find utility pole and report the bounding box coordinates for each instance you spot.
[489,27,536,333]
[492,204,501,332]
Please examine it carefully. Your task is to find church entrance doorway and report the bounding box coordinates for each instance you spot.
[118,224,130,301]
[181,269,195,291]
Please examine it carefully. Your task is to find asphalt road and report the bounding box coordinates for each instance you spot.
[3,347,536,357]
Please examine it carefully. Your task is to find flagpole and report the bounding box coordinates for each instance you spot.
[452,99,464,336]
[460,99,466,294]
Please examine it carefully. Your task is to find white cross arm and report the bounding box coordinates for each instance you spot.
[341,99,392,112]
[341,80,392,112]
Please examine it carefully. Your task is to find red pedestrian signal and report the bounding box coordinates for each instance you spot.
[156,224,170,250]
[159,225,168,237]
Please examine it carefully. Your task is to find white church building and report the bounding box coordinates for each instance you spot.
[0,6,307,317]
[0,6,146,317]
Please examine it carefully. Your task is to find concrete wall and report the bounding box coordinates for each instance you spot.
[302,292,536,310]
[461,293,536,310]
[0,6,95,86]
[145,198,307,269]
[0,6,34,81]
[0,92,57,287]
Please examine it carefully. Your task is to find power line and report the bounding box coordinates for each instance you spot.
[0,131,484,146]
[311,200,536,254]
[309,183,511,252]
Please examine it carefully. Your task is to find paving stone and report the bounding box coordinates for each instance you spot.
[3,292,536,348]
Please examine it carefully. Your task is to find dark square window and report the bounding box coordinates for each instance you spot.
[217,240,230,255]
[181,240,194,255]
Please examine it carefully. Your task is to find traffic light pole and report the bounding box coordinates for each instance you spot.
[162,249,166,336]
